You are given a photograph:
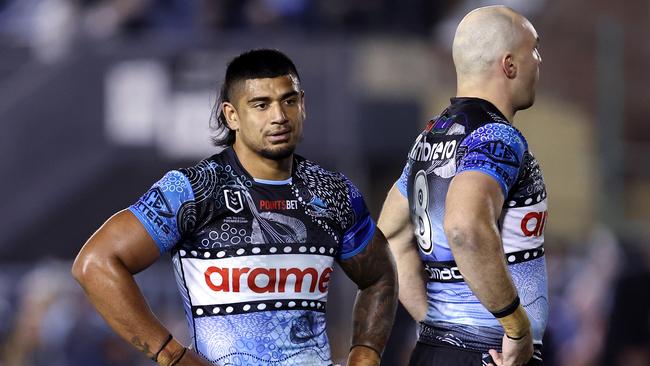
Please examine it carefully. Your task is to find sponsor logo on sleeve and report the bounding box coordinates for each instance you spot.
[135,187,173,234]
[144,187,173,217]
[475,140,519,166]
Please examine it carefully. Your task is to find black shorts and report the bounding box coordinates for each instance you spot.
[408,342,543,366]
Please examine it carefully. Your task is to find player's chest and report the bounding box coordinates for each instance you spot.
[182,183,346,252]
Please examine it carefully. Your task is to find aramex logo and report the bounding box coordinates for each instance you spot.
[204,266,333,294]
[520,211,547,237]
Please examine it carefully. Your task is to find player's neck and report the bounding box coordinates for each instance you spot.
[456,82,515,123]
[232,143,293,181]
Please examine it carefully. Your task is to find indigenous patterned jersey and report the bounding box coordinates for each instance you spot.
[397,98,549,359]
[129,147,375,365]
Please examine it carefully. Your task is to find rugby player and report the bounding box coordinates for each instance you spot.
[72,49,397,366]
[378,6,548,366]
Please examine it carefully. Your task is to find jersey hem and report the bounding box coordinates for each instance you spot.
[339,219,376,260]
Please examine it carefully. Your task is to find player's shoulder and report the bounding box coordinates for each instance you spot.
[177,155,221,180]
[176,149,249,202]
[458,122,527,169]
[294,155,362,204]
[467,122,527,146]
[294,155,363,232]
[294,155,350,187]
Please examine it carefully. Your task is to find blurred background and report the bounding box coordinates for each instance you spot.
[1,0,649,365]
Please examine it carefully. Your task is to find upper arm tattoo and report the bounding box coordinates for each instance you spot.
[337,229,398,354]
[338,230,395,289]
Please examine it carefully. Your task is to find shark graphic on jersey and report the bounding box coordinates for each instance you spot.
[397,97,549,361]
[129,147,376,365]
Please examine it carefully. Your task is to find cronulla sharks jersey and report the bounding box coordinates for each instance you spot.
[397,97,549,356]
[129,147,375,366]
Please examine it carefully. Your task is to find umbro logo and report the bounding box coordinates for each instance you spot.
[143,187,173,217]
[224,189,245,214]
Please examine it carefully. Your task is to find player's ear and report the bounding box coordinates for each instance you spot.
[502,53,517,79]
[300,90,306,120]
[222,102,240,131]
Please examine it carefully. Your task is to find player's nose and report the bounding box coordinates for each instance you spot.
[269,102,288,124]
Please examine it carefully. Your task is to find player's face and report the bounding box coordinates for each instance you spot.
[227,75,305,160]
[513,20,541,110]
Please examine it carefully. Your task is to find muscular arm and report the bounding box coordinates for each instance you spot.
[338,229,398,366]
[444,171,517,311]
[378,183,427,322]
[71,210,209,366]
[444,169,534,362]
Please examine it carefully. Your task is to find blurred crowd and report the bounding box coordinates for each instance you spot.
[0,0,453,35]
[0,0,457,62]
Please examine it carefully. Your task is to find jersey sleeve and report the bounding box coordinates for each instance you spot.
[339,179,376,260]
[396,159,412,198]
[456,123,527,195]
[128,170,196,253]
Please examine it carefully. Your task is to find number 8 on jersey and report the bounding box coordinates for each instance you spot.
[413,170,433,255]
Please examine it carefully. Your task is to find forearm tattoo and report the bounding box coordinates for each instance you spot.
[340,234,398,354]
[131,336,155,359]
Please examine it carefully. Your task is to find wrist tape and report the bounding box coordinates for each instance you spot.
[491,296,530,340]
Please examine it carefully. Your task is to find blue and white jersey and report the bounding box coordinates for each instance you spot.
[129,147,375,365]
[397,97,549,356]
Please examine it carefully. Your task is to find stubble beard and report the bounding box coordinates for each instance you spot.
[259,132,302,160]
[259,144,296,160]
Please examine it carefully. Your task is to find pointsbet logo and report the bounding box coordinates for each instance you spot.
[259,199,299,210]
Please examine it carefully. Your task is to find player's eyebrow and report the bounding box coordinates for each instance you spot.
[247,91,299,104]
[279,90,300,100]
[247,96,271,104]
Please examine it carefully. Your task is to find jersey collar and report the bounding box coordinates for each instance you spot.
[224,147,296,186]
[450,97,510,124]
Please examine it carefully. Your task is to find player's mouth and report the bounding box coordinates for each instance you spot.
[266,128,292,143]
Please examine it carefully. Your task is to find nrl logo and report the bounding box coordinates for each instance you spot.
[223,189,244,213]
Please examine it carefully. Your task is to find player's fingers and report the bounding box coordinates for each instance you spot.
[488,349,503,366]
